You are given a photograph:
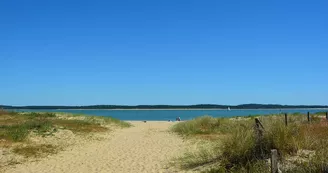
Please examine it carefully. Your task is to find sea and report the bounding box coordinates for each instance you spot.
[10,109,328,121]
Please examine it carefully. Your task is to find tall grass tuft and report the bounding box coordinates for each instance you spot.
[171,116,232,136]
[1,125,29,142]
[220,121,257,168]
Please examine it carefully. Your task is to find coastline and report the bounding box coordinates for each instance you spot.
[11,108,328,111]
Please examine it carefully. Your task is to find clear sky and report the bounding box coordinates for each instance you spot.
[1,0,327,106]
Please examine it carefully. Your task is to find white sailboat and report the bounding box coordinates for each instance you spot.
[228,107,231,111]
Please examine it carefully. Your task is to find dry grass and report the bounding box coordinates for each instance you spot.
[171,113,328,172]
[171,116,233,136]
[174,143,220,170]
[13,144,57,158]
[53,119,108,133]
[194,134,225,141]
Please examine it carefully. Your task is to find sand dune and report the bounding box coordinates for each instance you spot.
[4,121,190,173]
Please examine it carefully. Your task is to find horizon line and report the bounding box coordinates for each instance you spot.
[2,103,328,107]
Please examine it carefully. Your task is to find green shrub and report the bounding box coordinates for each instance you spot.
[24,120,53,134]
[5,125,29,142]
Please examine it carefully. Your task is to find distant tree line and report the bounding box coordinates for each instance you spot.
[1,104,328,110]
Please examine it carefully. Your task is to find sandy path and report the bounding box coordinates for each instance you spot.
[4,121,188,173]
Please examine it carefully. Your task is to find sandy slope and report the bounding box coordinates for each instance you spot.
[4,121,188,173]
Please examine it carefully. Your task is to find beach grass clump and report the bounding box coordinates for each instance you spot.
[314,111,328,115]
[85,115,132,128]
[53,119,108,133]
[220,121,258,167]
[0,125,29,142]
[171,116,232,136]
[24,112,57,118]
[55,113,131,128]
[298,122,328,150]
[101,116,132,128]
[173,114,328,172]
[13,144,57,158]
[262,118,301,156]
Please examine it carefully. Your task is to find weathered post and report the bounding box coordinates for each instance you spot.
[284,113,288,126]
[326,112,328,121]
[255,118,264,130]
[254,118,265,158]
[255,118,264,140]
[271,149,278,173]
[307,112,311,123]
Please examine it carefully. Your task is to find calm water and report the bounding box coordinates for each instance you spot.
[11,109,328,121]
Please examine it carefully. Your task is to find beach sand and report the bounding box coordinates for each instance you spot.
[4,121,190,173]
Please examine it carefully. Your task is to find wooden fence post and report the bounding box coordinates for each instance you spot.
[307,112,311,123]
[254,118,264,141]
[284,113,288,126]
[255,118,265,158]
[326,112,328,121]
[255,118,264,130]
[271,149,278,173]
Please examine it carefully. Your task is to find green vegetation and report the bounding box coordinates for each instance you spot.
[0,109,131,166]
[171,114,328,172]
[0,110,131,172]
[101,116,132,128]
[314,111,328,115]
[0,120,53,142]
[0,109,130,159]
[54,119,107,132]
[171,116,222,135]
[0,110,130,143]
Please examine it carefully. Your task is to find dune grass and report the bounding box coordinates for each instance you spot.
[0,110,131,162]
[0,109,131,159]
[171,113,328,172]
[0,115,53,142]
[54,113,131,128]
[101,116,132,128]
[171,116,234,136]
[53,119,108,133]
[13,144,58,158]
[0,110,130,142]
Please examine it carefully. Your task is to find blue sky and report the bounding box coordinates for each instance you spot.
[1,0,327,106]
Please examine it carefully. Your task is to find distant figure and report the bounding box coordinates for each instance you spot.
[143,121,147,123]
[168,120,171,122]
[176,117,181,121]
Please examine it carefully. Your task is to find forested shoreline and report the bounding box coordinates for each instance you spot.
[1,104,328,109]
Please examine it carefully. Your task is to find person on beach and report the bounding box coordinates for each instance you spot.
[176,117,181,121]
